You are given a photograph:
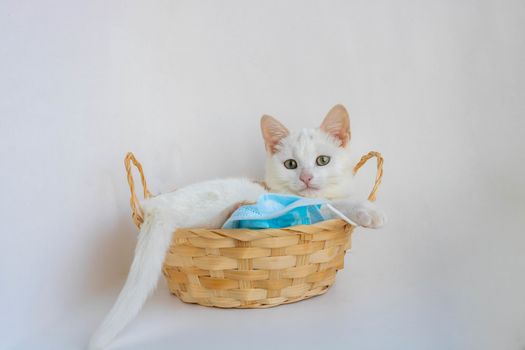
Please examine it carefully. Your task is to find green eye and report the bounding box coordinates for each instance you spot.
[284,159,298,169]
[316,155,331,166]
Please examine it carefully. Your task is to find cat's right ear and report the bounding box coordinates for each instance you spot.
[260,115,289,154]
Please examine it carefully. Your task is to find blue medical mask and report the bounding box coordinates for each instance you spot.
[222,193,355,229]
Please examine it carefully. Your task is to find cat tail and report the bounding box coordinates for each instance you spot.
[88,212,174,350]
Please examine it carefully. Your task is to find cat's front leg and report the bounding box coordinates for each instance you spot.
[325,198,387,229]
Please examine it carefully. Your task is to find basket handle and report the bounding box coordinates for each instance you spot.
[352,151,383,202]
[124,152,151,228]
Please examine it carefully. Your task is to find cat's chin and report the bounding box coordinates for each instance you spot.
[297,188,323,198]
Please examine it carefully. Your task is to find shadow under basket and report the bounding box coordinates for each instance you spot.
[124,151,383,309]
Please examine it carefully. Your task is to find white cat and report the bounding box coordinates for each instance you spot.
[89,104,385,349]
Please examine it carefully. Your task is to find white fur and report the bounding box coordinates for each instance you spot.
[89,179,266,349]
[264,127,386,227]
[90,107,386,349]
[265,128,355,199]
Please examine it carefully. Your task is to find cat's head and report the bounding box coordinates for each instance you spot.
[261,104,354,199]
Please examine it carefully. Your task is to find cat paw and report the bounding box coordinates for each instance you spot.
[354,206,386,228]
[328,199,387,229]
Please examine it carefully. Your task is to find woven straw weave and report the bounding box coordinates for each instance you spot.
[124,151,383,308]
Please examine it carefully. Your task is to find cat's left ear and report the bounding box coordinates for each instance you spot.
[320,104,351,147]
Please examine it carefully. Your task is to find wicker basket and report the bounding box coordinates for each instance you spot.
[124,151,383,308]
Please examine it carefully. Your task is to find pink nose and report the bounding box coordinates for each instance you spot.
[300,172,313,186]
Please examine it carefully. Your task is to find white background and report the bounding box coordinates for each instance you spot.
[1,1,524,349]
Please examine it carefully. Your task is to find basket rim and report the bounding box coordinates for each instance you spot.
[124,151,383,229]
[174,218,351,233]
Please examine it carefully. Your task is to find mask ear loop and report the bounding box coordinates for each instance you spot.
[325,203,358,226]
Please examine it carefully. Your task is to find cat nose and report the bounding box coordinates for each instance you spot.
[299,171,313,186]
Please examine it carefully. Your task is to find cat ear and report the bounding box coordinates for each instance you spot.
[320,104,351,147]
[261,115,290,154]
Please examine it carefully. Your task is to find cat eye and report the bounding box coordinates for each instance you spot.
[283,159,298,169]
[316,155,331,166]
